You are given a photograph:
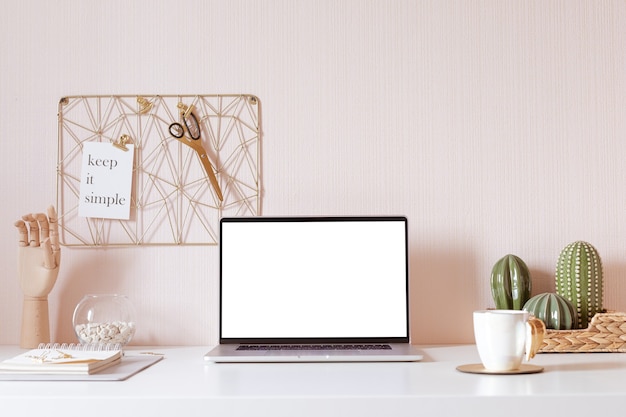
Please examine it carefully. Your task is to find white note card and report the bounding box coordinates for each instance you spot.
[78,142,134,220]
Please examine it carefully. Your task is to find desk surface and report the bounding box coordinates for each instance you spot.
[1,344,625,417]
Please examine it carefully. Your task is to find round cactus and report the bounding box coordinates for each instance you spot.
[490,254,532,310]
[523,293,578,330]
[555,241,604,329]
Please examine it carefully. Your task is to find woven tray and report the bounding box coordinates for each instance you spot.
[539,311,626,353]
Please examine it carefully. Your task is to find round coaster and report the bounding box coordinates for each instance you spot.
[456,363,544,375]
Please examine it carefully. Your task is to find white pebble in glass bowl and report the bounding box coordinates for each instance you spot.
[73,294,136,346]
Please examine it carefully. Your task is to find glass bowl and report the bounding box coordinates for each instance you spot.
[72,294,136,346]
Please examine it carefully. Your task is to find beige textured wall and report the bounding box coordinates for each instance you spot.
[1,0,625,346]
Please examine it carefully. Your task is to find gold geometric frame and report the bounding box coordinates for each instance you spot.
[56,94,261,247]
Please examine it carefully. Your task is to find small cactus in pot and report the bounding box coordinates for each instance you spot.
[490,254,532,310]
[555,241,604,329]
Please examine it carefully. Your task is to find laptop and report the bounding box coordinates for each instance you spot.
[204,216,423,362]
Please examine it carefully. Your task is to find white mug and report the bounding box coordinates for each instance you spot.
[473,310,545,372]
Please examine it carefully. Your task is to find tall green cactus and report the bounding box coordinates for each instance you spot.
[490,254,531,310]
[555,241,604,329]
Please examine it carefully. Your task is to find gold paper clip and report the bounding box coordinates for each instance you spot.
[113,134,132,151]
[26,351,50,363]
[55,350,74,359]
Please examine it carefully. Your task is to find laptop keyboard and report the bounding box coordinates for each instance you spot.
[236,344,392,351]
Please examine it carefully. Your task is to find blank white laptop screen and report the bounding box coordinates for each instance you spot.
[219,216,409,342]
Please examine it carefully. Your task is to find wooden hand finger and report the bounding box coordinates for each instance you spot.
[14,220,28,247]
[35,213,50,241]
[22,214,40,246]
[47,205,60,255]
[41,238,56,269]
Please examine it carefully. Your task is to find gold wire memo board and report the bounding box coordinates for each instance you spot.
[57,94,261,247]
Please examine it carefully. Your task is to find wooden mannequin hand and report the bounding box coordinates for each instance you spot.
[14,206,61,298]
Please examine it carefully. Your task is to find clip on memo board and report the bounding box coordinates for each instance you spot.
[56,95,261,247]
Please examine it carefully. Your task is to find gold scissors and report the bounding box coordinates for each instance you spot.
[169,104,223,202]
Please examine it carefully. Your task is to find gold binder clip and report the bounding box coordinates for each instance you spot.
[177,102,194,118]
[137,96,153,114]
[113,134,132,151]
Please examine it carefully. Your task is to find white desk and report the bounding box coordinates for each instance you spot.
[1,344,625,417]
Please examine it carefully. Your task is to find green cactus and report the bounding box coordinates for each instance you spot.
[555,241,604,329]
[490,254,532,310]
[523,292,578,330]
